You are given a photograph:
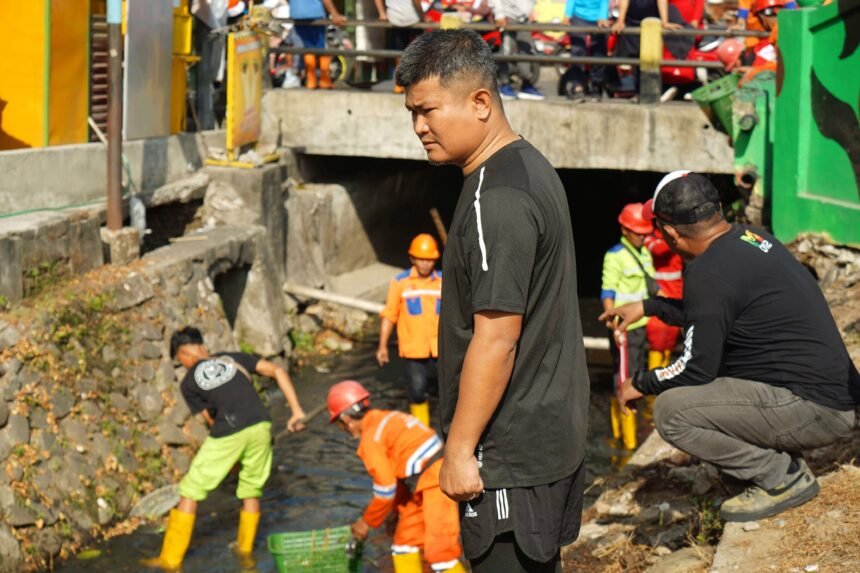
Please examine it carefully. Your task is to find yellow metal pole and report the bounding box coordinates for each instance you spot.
[439,13,462,30]
[639,17,663,105]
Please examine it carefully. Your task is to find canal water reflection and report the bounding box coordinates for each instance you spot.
[57,343,624,573]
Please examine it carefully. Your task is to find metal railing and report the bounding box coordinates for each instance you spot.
[273,17,769,38]
[270,17,767,102]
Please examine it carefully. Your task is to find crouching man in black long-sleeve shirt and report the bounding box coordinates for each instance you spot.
[601,171,860,522]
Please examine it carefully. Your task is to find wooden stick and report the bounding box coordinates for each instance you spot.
[274,401,328,441]
[430,208,448,246]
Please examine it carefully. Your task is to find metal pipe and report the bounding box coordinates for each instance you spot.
[106,0,123,231]
[271,17,771,38]
[272,45,725,69]
[283,283,385,314]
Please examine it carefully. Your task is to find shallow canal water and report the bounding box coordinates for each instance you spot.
[58,343,631,572]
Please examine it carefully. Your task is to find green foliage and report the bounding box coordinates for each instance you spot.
[689,496,724,545]
[24,261,68,297]
[11,445,26,458]
[289,330,315,353]
[238,340,256,355]
[0,294,9,311]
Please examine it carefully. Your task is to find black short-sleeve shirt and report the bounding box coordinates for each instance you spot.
[180,352,270,438]
[438,139,590,489]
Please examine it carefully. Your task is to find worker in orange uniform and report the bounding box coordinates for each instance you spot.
[328,380,465,573]
[377,234,442,427]
[733,0,795,50]
[736,0,790,85]
[644,228,684,369]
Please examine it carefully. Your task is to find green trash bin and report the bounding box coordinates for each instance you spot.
[692,73,741,134]
[267,527,361,573]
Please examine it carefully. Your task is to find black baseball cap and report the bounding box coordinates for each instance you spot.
[642,171,721,225]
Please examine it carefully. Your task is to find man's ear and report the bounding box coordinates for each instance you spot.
[663,223,682,243]
[472,88,493,121]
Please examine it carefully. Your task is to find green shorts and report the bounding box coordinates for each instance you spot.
[179,421,272,501]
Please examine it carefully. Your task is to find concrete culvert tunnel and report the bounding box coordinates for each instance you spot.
[292,153,735,337]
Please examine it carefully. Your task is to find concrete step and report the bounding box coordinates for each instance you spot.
[329,262,403,304]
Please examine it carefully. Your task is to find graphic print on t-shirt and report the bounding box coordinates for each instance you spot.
[194,359,237,391]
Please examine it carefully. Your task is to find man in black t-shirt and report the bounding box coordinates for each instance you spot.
[143,327,307,570]
[396,30,590,572]
[602,172,860,523]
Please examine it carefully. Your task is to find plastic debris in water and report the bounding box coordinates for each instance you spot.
[77,549,102,560]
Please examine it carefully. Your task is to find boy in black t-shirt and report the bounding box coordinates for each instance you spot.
[143,327,307,570]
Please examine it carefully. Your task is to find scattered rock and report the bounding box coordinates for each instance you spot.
[79,400,102,422]
[3,415,29,447]
[0,402,8,427]
[50,389,75,419]
[90,434,112,462]
[137,434,161,454]
[137,322,164,341]
[133,385,163,421]
[742,521,761,532]
[0,523,22,572]
[6,503,37,527]
[108,274,154,311]
[102,345,118,363]
[167,397,191,426]
[96,497,113,525]
[296,313,322,334]
[627,433,686,469]
[0,485,14,514]
[108,392,129,412]
[140,342,163,360]
[645,546,714,573]
[31,429,56,452]
[185,418,209,444]
[0,375,20,402]
[60,418,88,447]
[32,529,62,558]
[157,421,190,446]
[595,480,644,517]
[140,362,157,381]
[0,322,21,352]
[28,407,48,430]
[167,448,191,473]
[654,546,673,557]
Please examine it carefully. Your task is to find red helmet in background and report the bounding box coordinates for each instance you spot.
[618,203,654,235]
[716,38,745,71]
[752,0,784,13]
[327,380,370,422]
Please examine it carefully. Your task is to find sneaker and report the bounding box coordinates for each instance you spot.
[517,84,546,101]
[566,84,586,103]
[499,85,517,100]
[720,459,820,522]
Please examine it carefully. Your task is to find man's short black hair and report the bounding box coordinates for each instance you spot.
[394,29,499,95]
[170,327,204,359]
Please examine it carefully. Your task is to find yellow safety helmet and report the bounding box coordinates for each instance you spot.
[408,234,440,260]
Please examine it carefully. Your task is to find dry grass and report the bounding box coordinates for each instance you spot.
[774,466,860,572]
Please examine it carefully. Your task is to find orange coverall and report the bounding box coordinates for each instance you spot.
[644,229,684,352]
[357,409,461,569]
[381,268,442,359]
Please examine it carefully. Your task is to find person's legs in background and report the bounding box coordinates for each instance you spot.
[404,359,431,426]
[498,29,518,99]
[561,17,590,101]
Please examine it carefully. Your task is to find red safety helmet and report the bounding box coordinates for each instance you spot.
[408,234,440,260]
[716,38,745,71]
[752,0,784,13]
[618,203,654,235]
[327,380,370,423]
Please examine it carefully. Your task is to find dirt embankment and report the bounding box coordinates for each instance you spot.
[561,235,860,573]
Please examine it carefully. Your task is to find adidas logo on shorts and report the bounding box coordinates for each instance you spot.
[464,503,478,518]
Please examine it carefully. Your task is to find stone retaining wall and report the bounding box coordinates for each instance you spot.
[0,225,288,571]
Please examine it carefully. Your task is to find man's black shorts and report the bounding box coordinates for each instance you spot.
[458,462,586,563]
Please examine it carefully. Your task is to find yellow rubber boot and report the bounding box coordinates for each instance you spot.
[648,350,664,370]
[410,402,430,427]
[319,56,333,89]
[237,510,260,555]
[661,350,671,368]
[303,54,318,89]
[392,552,423,573]
[621,409,638,451]
[141,509,195,570]
[610,397,622,440]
